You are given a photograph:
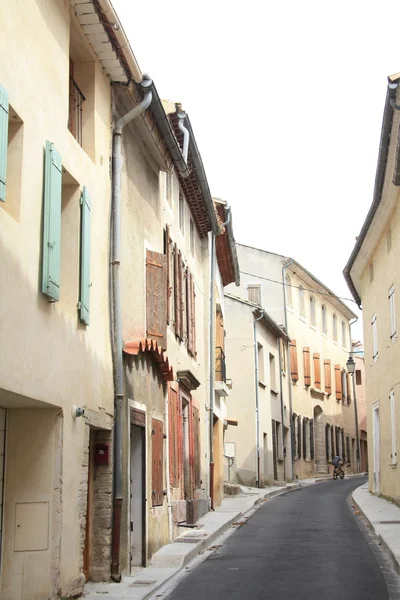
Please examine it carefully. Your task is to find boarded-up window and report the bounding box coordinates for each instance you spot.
[313,353,321,389]
[335,364,342,400]
[324,359,332,395]
[289,340,298,382]
[152,418,164,507]
[247,284,261,305]
[303,347,311,387]
[146,250,168,349]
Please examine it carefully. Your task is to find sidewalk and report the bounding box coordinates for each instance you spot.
[83,481,305,600]
[352,481,400,575]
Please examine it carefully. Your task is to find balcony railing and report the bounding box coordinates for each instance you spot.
[215,346,226,383]
[68,76,85,146]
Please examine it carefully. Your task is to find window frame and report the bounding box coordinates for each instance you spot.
[332,313,338,342]
[299,286,305,320]
[321,304,327,335]
[310,295,316,327]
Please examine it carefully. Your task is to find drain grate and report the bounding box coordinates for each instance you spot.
[379,520,400,524]
[130,580,157,586]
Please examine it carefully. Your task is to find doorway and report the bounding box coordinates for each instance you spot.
[130,410,146,569]
[313,406,328,474]
[271,424,278,481]
[373,403,380,494]
[83,429,94,580]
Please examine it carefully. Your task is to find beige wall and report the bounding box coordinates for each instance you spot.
[0,1,114,597]
[359,191,400,502]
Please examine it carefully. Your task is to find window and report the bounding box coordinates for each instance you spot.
[355,369,362,386]
[334,364,342,400]
[285,274,293,308]
[299,286,305,319]
[341,321,346,348]
[313,353,321,389]
[190,218,195,256]
[166,172,173,207]
[324,359,332,395]
[68,58,85,147]
[289,340,299,383]
[179,191,185,234]
[369,263,374,283]
[258,343,265,383]
[387,228,392,253]
[248,284,261,305]
[310,296,316,326]
[321,305,327,334]
[303,346,311,387]
[389,285,396,341]
[372,313,378,361]
[390,389,397,465]
[333,314,338,341]
[269,353,276,390]
[146,249,168,348]
[0,84,23,220]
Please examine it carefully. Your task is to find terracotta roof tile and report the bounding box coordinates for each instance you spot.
[123,338,174,382]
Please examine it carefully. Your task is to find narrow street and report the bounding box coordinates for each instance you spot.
[162,478,395,600]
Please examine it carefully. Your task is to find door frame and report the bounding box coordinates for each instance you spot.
[130,409,146,568]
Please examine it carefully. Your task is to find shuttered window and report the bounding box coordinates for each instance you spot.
[372,313,378,361]
[302,418,307,459]
[187,271,196,356]
[0,84,9,202]
[182,267,188,341]
[341,429,345,461]
[313,353,321,389]
[303,347,311,387]
[335,364,342,400]
[168,384,179,487]
[152,418,164,506]
[174,244,180,336]
[297,415,302,459]
[79,186,91,325]
[165,225,171,324]
[42,141,62,301]
[178,251,184,340]
[310,419,314,460]
[325,424,330,461]
[289,340,299,382]
[324,359,332,395]
[291,414,297,459]
[248,284,261,305]
[146,250,168,349]
[330,426,335,460]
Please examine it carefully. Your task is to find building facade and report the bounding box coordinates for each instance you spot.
[344,72,400,504]
[227,244,361,479]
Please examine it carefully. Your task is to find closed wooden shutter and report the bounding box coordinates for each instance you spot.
[193,406,201,489]
[303,418,307,459]
[324,359,332,395]
[174,244,180,335]
[248,284,261,305]
[151,418,164,506]
[335,426,340,455]
[146,250,168,349]
[297,415,302,459]
[335,365,342,400]
[325,424,330,460]
[303,347,311,386]
[291,414,297,459]
[310,419,314,460]
[187,270,192,354]
[347,372,352,403]
[42,141,62,301]
[191,273,196,355]
[289,340,298,382]
[168,384,179,487]
[331,426,335,460]
[341,429,345,461]
[313,353,321,388]
[0,84,9,202]
[166,225,171,324]
[178,251,184,340]
[79,186,91,325]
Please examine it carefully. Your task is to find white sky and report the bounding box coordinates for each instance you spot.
[112,0,400,340]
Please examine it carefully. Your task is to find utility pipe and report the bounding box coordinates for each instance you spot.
[348,317,361,474]
[282,259,294,479]
[111,76,152,579]
[278,339,286,481]
[208,231,216,509]
[177,113,190,164]
[253,311,264,487]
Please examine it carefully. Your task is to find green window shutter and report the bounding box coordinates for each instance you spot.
[42,141,62,301]
[79,186,91,325]
[0,84,9,202]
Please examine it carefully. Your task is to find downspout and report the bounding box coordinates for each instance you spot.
[177,113,189,164]
[278,338,286,481]
[253,311,264,487]
[349,317,361,474]
[111,75,152,580]
[208,231,217,509]
[282,259,294,479]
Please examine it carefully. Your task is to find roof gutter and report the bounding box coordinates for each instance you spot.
[184,114,220,235]
[96,0,142,83]
[222,205,240,286]
[343,80,399,307]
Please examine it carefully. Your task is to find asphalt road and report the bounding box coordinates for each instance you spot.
[164,477,392,600]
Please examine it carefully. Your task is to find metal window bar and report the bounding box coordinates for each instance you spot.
[215,346,226,382]
[68,77,85,146]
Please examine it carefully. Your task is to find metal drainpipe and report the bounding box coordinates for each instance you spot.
[177,113,189,164]
[111,76,152,580]
[253,311,264,487]
[208,210,228,509]
[278,338,286,481]
[282,260,294,479]
[348,317,361,474]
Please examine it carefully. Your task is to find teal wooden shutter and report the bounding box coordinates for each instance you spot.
[42,141,62,301]
[79,186,91,325]
[0,85,9,202]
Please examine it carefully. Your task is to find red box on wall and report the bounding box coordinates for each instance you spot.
[94,444,109,465]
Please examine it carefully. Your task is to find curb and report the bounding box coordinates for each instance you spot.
[351,492,400,577]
